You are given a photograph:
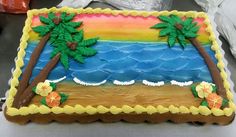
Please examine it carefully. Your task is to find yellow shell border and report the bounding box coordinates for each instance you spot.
[5,7,235,117]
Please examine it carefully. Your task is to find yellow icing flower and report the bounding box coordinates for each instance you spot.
[196,81,213,98]
[35,81,52,96]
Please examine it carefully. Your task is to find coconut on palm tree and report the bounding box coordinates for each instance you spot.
[13,12,98,108]
[151,15,226,98]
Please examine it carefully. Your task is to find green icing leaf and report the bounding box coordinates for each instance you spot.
[168,34,176,47]
[53,39,67,49]
[191,85,198,98]
[60,12,67,20]
[170,15,182,23]
[39,16,52,25]
[158,16,173,24]
[60,53,69,69]
[50,82,57,90]
[32,26,50,36]
[56,24,66,40]
[74,54,84,63]
[78,38,98,47]
[49,26,61,43]
[189,22,198,29]
[185,32,197,38]
[66,22,82,28]
[68,50,76,57]
[159,28,171,36]
[77,47,97,56]
[222,98,229,108]
[212,84,217,93]
[32,86,37,94]
[64,13,75,22]
[73,30,84,42]
[200,100,208,107]
[64,31,73,42]
[59,93,69,103]
[183,18,193,26]
[40,97,47,106]
[65,25,78,33]
[177,34,186,47]
[189,26,200,33]
[150,23,168,29]
[48,12,56,20]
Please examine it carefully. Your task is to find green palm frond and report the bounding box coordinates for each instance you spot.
[78,38,99,47]
[63,13,75,22]
[74,54,85,64]
[32,26,51,36]
[150,23,169,29]
[60,52,69,69]
[49,28,98,68]
[39,16,53,25]
[48,12,56,20]
[73,30,83,42]
[69,35,98,64]
[171,15,182,24]
[33,12,98,70]
[151,14,200,48]
[32,12,82,39]
[77,47,97,57]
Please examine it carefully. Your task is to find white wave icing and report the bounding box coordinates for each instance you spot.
[73,77,107,86]
[113,80,135,85]
[142,80,165,86]
[45,76,193,87]
[46,76,66,83]
[170,80,193,86]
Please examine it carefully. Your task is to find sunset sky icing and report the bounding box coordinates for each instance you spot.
[29,13,210,44]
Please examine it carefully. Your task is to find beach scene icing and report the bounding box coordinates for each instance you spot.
[22,13,216,85]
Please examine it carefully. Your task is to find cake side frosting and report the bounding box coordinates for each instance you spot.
[5,7,235,117]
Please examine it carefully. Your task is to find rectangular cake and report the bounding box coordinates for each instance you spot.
[4,7,235,125]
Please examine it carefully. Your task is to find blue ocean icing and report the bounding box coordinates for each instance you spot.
[22,41,217,83]
[103,58,138,72]
[109,69,140,81]
[98,50,127,61]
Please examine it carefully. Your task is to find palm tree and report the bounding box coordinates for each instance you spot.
[151,15,226,98]
[13,12,98,108]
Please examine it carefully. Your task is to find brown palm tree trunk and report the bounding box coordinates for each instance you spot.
[188,38,226,98]
[13,33,50,107]
[14,53,61,108]
[175,24,226,98]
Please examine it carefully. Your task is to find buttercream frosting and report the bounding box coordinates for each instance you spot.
[4,7,235,118]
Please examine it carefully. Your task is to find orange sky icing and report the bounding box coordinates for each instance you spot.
[30,13,210,43]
